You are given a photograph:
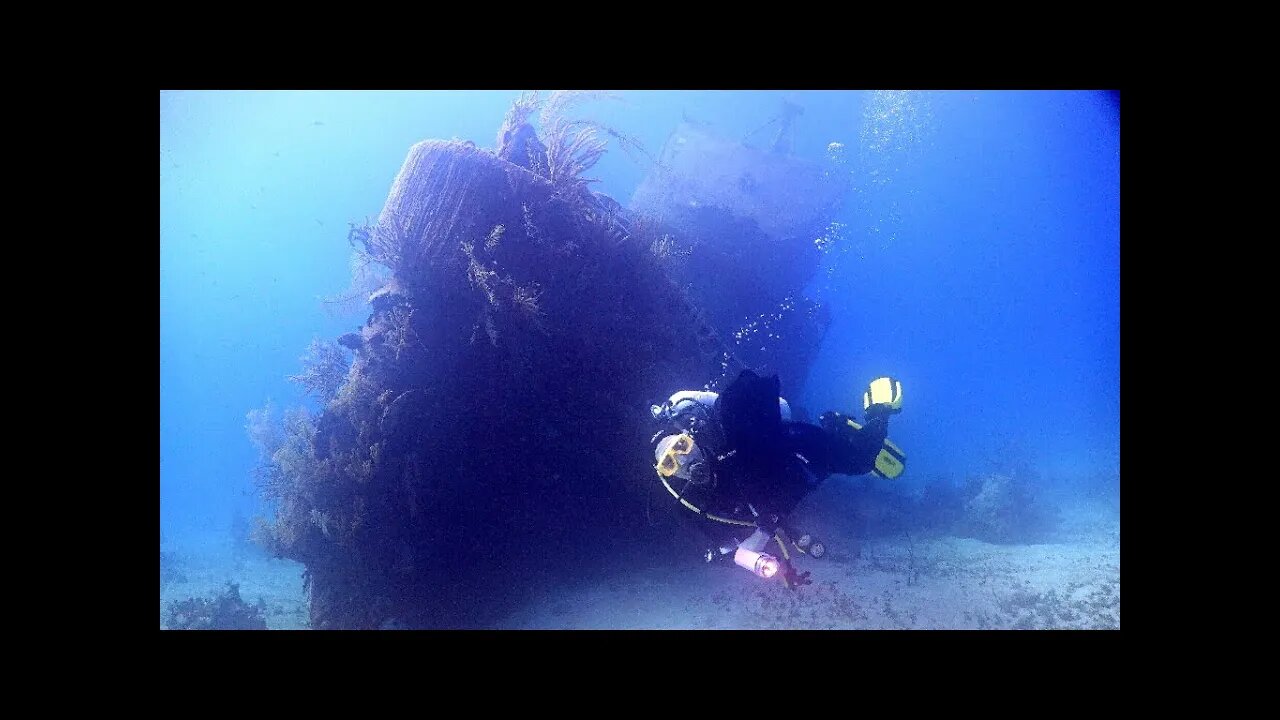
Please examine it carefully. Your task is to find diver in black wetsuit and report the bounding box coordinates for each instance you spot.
[650,369,905,588]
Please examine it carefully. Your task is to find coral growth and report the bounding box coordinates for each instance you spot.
[246,104,746,628]
[496,90,649,203]
[245,400,284,459]
[288,339,351,404]
[540,117,607,194]
[322,250,393,319]
[248,395,378,563]
[495,91,545,170]
[164,583,268,630]
[461,225,548,346]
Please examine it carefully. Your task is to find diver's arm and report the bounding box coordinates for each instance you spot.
[783,421,835,478]
[816,411,889,476]
[781,414,889,478]
[811,376,903,477]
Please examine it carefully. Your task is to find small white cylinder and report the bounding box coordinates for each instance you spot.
[734,548,781,578]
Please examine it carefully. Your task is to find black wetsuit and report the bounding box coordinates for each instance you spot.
[658,370,888,548]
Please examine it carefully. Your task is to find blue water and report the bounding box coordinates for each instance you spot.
[160,90,1119,626]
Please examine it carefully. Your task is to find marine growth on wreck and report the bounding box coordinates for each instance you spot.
[249,93,851,628]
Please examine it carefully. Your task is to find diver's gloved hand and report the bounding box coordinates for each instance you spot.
[781,561,811,589]
[863,377,903,418]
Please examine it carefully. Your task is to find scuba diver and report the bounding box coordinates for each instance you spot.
[649,369,905,589]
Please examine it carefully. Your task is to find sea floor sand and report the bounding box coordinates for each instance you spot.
[160,501,1118,630]
[160,532,309,630]
[499,501,1120,630]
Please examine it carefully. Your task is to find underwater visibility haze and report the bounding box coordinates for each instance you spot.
[160,89,1119,630]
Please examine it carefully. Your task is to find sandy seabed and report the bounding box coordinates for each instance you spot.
[161,498,1118,630]
[500,500,1120,630]
[160,533,309,630]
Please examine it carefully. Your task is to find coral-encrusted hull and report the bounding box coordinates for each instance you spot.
[263,135,745,628]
